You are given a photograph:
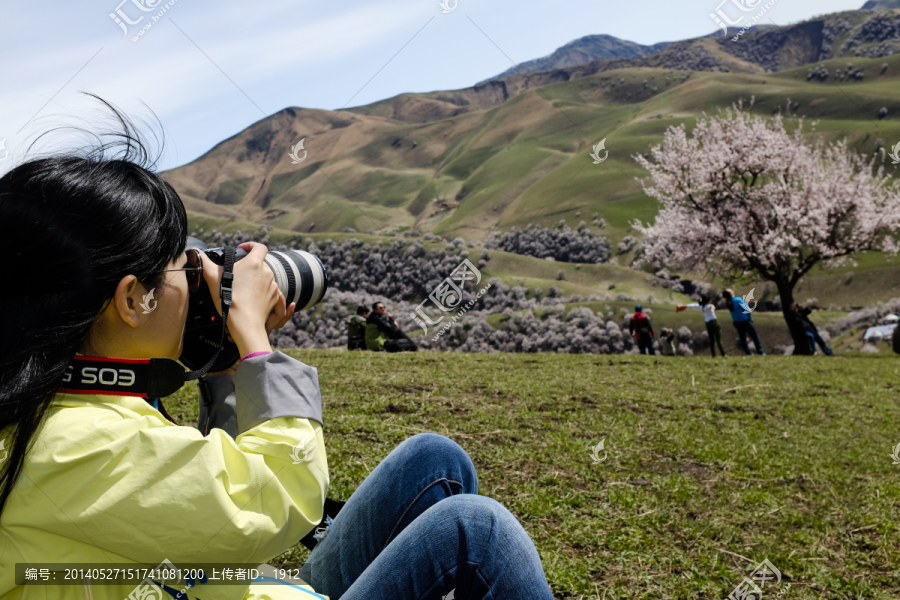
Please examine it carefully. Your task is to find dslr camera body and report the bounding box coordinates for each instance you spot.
[180,236,328,372]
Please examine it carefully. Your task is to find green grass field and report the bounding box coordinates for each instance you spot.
[166,350,900,599]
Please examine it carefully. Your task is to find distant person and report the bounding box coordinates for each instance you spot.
[629,305,656,355]
[366,302,418,352]
[722,289,766,356]
[659,327,676,356]
[677,294,727,357]
[791,302,834,356]
[347,306,369,350]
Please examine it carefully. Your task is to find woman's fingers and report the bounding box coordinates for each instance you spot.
[265,290,287,333]
[238,241,267,260]
[264,291,296,334]
[280,302,297,329]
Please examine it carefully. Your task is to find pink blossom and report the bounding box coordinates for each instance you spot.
[632,101,900,352]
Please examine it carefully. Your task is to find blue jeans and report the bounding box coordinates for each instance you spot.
[299,433,554,600]
[805,330,833,355]
[637,334,655,355]
[734,320,764,355]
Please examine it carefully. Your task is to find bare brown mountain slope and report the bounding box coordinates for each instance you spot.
[162,7,900,241]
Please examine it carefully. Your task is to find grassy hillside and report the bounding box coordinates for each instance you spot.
[166,54,900,243]
[165,351,900,599]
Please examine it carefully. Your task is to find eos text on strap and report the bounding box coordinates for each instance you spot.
[60,355,188,399]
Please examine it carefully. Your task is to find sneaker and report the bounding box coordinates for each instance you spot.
[760,352,766,356]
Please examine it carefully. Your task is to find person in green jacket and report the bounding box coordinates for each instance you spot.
[365,302,418,352]
[0,104,553,600]
[659,327,677,356]
[347,306,369,350]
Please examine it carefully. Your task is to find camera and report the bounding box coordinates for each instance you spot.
[179,236,328,371]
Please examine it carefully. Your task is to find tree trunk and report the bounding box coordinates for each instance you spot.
[776,282,812,355]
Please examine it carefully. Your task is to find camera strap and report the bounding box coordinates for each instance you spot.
[183,246,236,382]
[61,247,237,399]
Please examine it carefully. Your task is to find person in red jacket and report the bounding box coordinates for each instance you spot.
[629,305,656,355]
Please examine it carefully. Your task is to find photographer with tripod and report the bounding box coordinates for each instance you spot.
[0,100,553,600]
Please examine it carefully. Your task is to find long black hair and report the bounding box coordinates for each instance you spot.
[0,95,188,515]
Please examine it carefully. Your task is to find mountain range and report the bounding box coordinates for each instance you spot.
[479,34,672,83]
[163,1,900,251]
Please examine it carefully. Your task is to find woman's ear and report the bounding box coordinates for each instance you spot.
[113,275,143,328]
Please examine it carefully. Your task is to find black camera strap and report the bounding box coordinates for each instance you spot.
[59,356,189,399]
[61,247,237,399]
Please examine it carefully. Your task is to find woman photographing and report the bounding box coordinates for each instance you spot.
[676,294,727,358]
[0,99,554,600]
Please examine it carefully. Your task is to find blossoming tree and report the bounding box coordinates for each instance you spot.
[632,102,900,354]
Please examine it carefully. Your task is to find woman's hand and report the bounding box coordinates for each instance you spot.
[203,291,297,379]
[199,242,284,358]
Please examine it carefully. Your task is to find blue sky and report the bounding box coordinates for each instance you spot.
[0,0,867,171]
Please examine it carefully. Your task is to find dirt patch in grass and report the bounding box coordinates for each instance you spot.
[373,402,415,414]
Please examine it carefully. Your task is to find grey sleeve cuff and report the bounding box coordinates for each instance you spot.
[197,375,239,439]
[231,350,324,435]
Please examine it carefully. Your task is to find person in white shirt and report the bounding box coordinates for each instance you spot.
[677,294,727,357]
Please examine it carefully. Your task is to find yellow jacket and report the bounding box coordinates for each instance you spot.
[0,351,330,600]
